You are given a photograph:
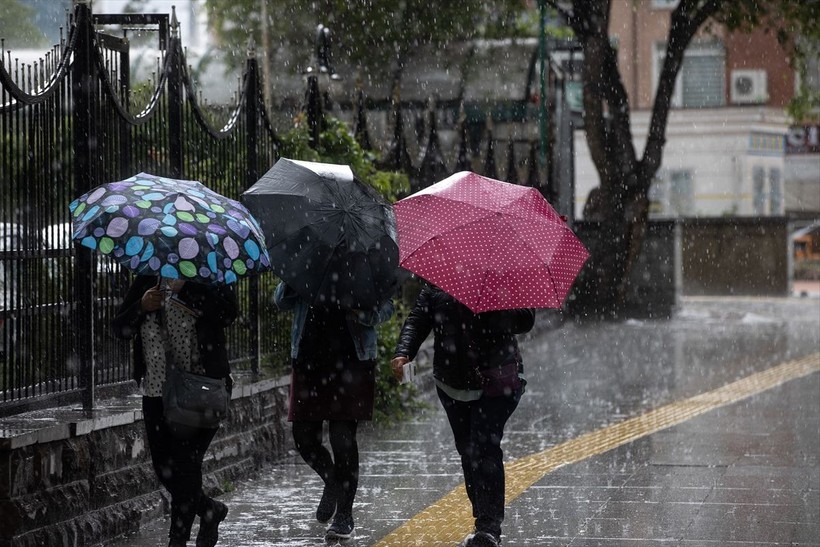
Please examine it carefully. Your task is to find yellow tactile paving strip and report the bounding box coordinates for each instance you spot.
[375,352,820,547]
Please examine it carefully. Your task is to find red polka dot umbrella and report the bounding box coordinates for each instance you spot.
[394,171,589,312]
[69,172,271,284]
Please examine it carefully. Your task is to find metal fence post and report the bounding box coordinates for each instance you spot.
[245,45,261,374]
[538,0,549,182]
[305,74,321,150]
[167,11,183,178]
[71,1,97,410]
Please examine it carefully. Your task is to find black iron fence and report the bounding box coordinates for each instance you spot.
[0,4,285,414]
[1,4,569,416]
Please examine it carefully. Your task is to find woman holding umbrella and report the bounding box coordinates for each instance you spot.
[244,159,400,540]
[391,283,534,547]
[387,171,586,547]
[71,172,270,546]
[274,281,394,541]
[112,276,237,547]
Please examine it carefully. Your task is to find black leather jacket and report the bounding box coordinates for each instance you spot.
[394,284,535,390]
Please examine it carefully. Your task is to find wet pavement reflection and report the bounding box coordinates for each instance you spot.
[110,296,820,546]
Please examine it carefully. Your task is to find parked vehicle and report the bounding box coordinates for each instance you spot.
[792,222,820,281]
[0,222,45,363]
[41,221,123,278]
[793,222,820,261]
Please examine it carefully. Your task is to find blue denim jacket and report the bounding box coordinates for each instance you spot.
[273,282,394,361]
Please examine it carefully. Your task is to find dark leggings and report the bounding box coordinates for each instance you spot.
[142,396,219,542]
[438,386,522,539]
[292,420,359,517]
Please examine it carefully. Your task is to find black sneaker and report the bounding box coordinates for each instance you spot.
[459,533,475,547]
[195,500,228,547]
[316,481,338,523]
[325,513,354,540]
[466,531,501,547]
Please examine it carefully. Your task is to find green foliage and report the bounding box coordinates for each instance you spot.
[204,0,531,80]
[0,0,49,48]
[372,299,428,424]
[788,81,820,122]
[277,113,409,201]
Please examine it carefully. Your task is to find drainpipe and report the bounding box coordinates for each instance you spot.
[538,0,549,180]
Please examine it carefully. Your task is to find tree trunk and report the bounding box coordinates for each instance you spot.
[565,5,641,319]
[562,0,720,319]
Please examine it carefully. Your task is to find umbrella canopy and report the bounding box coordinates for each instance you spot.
[394,171,589,312]
[69,172,271,284]
[241,158,400,310]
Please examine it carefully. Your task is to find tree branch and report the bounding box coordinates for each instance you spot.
[543,0,577,28]
[641,0,722,180]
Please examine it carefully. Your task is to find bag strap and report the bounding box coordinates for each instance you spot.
[157,305,178,379]
[158,291,200,377]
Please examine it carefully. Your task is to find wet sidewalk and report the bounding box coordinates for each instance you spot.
[110,296,820,546]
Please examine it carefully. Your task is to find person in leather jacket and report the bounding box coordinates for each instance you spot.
[392,283,534,547]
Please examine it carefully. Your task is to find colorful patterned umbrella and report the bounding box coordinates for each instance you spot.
[69,172,271,284]
[394,171,589,312]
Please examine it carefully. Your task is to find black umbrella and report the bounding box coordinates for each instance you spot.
[241,158,400,310]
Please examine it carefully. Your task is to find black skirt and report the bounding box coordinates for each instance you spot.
[288,356,376,421]
[288,304,376,421]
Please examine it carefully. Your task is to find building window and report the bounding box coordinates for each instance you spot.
[769,168,782,215]
[652,0,680,8]
[752,166,766,215]
[648,176,667,216]
[654,40,726,108]
[669,170,694,216]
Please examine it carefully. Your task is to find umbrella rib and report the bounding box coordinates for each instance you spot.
[472,217,521,311]
[470,217,565,310]
[502,218,565,306]
[408,194,514,219]
[541,259,562,308]
[304,246,339,306]
[505,217,567,304]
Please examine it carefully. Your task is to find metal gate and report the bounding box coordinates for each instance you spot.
[0,3,284,414]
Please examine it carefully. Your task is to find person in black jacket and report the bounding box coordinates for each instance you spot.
[392,283,535,547]
[112,275,237,547]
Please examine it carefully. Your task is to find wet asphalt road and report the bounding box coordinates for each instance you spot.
[110,295,820,546]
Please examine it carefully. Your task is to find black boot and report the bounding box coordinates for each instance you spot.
[196,498,228,547]
[169,510,193,547]
[316,479,338,523]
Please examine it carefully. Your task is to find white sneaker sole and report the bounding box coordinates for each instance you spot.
[325,529,353,540]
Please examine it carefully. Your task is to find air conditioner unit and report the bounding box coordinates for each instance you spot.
[730,69,768,105]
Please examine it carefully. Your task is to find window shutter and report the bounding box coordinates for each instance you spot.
[682,49,725,108]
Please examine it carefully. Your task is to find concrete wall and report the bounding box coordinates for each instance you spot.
[572,220,679,319]
[570,217,789,317]
[0,377,289,547]
[681,217,790,296]
[573,109,799,221]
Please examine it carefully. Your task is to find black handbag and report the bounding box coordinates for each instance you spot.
[159,303,229,430]
[478,360,523,397]
[163,366,229,429]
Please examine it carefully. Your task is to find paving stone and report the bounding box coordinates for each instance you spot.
[109,297,820,546]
